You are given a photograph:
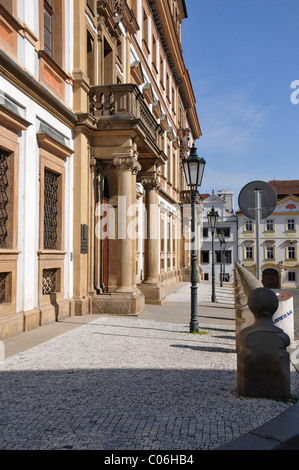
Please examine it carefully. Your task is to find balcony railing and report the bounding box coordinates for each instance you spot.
[90,84,166,162]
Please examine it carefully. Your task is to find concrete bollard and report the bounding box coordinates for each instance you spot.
[237,287,291,399]
[234,263,261,348]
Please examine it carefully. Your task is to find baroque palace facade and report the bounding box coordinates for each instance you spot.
[237,180,299,289]
[0,0,201,338]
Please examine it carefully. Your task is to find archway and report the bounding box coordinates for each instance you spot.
[262,269,279,289]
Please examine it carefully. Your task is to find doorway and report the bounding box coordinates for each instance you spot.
[262,269,279,288]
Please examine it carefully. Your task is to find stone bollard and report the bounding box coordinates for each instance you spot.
[237,287,291,399]
[234,264,261,350]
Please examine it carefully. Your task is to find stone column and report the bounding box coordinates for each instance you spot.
[88,155,96,296]
[113,154,141,293]
[91,152,145,317]
[138,174,165,304]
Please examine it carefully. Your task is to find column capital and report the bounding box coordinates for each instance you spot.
[113,155,141,174]
[140,172,161,192]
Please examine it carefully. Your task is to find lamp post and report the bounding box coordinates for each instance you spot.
[222,240,227,283]
[218,229,224,287]
[207,206,219,302]
[182,143,206,333]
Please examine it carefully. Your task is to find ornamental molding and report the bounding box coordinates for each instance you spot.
[113,155,141,174]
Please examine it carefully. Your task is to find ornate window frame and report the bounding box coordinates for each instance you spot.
[37,130,72,308]
[0,103,31,315]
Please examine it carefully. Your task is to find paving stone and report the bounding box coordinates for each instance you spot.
[0,316,298,450]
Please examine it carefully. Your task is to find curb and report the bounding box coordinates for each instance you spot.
[216,400,299,450]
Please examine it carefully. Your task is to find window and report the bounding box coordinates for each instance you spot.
[288,272,296,282]
[216,227,230,237]
[103,38,113,85]
[201,251,209,263]
[0,106,30,314]
[287,246,296,259]
[160,56,164,89]
[172,149,176,187]
[42,0,64,68]
[87,30,95,84]
[117,36,123,65]
[266,219,274,231]
[266,246,274,259]
[166,73,170,101]
[37,129,72,308]
[172,88,176,114]
[0,272,10,304]
[42,268,58,294]
[0,149,10,249]
[142,9,149,51]
[44,0,53,57]
[287,219,295,231]
[202,227,208,237]
[152,36,157,73]
[204,273,209,281]
[216,250,231,264]
[43,169,60,250]
[245,246,253,259]
[160,216,165,253]
[167,144,171,181]
[245,220,253,231]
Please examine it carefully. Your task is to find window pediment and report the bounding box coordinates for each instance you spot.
[130,61,144,86]
[0,103,31,132]
[142,83,154,104]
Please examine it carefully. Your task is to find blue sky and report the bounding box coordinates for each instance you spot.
[181,0,299,209]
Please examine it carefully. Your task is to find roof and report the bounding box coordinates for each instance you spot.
[199,194,210,201]
[268,180,299,198]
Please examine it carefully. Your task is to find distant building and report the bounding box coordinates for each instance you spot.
[200,190,237,283]
[237,180,299,288]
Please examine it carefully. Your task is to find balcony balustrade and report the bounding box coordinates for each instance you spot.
[89,84,166,164]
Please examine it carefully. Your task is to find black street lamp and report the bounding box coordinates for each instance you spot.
[207,206,219,302]
[222,240,227,283]
[182,143,206,333]
[218,229,224,287]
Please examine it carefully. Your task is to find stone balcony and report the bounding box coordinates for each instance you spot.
[89,83,167,166]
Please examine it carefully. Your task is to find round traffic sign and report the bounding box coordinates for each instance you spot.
[238,180,277,220]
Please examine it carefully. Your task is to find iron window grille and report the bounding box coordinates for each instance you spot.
[0,149,10,248]
[42,268,57,294]
[44,169,59,250]
[0,272,9,304]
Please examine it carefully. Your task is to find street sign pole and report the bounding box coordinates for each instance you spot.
[238,181,277,283]
[255,190,261,280]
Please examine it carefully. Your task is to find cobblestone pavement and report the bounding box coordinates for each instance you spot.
[0,316,298,451]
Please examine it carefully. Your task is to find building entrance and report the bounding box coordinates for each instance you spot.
[262,269,279,288]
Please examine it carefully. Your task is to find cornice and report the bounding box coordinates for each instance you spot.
[148,0,201,140]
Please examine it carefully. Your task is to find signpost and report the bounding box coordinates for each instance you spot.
[238,181,277,280]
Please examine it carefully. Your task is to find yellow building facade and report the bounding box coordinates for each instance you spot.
[0,0,201,338]
[73,0,201,316]
[237,180,299,289]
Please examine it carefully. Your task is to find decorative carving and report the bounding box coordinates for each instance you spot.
[113,0,126,14]
[178,127,191,152]
[113,156,141,174]
[142,177,161,192]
